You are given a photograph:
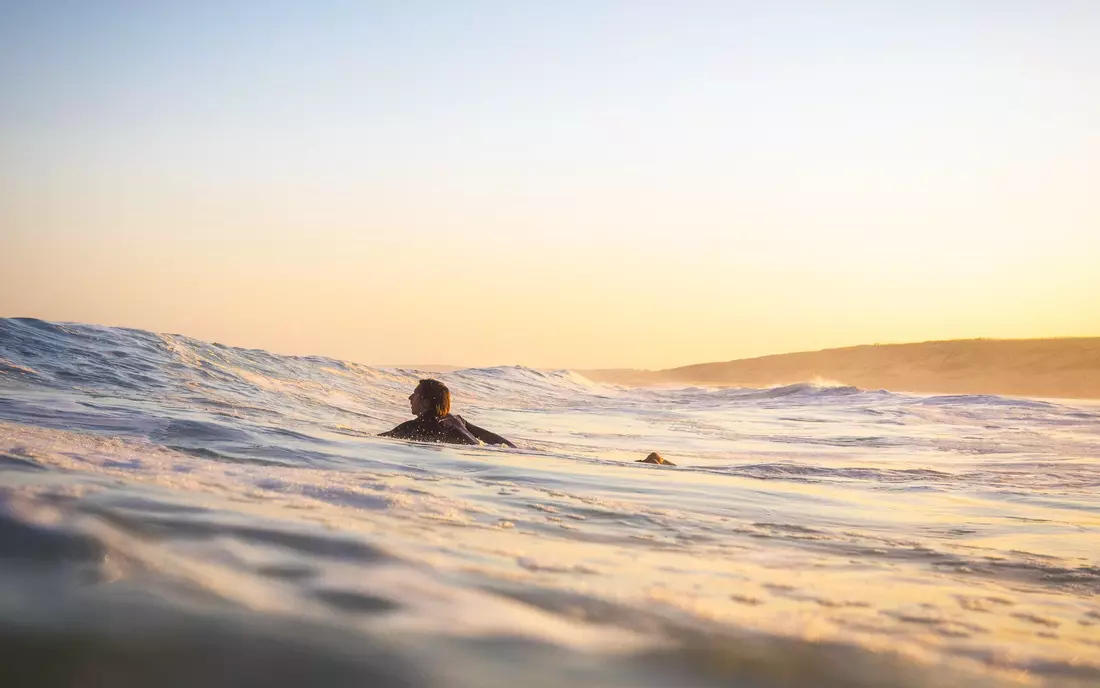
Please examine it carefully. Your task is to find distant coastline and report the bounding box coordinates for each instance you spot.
[579,338,1100,400]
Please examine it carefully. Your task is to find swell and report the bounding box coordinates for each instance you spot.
[1,318,1090,438]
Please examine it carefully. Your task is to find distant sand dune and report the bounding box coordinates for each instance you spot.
[581,338,1100,399]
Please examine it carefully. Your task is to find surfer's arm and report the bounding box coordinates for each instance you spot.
[440,415,480,445]
[458,417,516,448]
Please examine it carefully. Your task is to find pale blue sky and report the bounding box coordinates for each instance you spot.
[2,1,1098,367]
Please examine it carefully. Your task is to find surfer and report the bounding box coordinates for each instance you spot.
[380,379,516,447]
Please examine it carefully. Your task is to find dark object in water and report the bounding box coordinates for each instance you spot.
[637,452,675,466]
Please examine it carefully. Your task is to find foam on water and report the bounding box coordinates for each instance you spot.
[1,318,1098,687]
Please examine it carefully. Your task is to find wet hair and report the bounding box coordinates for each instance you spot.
[415,379,450,418]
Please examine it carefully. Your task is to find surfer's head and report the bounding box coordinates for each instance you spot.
[411,379,450,418]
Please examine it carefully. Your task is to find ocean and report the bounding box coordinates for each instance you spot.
[0,317,1097,687]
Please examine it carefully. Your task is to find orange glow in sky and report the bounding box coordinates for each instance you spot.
[2,3,1097,368]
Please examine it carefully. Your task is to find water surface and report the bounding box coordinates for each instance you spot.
[1,318,1097,686]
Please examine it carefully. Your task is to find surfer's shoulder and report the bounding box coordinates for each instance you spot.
[379,419,424,439]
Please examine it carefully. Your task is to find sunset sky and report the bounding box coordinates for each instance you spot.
[2,1,1097,369]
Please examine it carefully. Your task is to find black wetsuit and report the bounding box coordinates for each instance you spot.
[379,417,476,444]
[380,415,516,447]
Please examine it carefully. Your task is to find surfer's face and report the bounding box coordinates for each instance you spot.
[409,388,426,416]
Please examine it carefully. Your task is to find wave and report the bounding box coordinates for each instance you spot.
[0,319,579,395]
[914,393,1067,410]
[0,319,629,454]
[1,319,1081,424]
[707,462,955,484]
[736,381,864,399]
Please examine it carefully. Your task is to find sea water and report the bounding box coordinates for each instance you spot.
[0,318,1097,687]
